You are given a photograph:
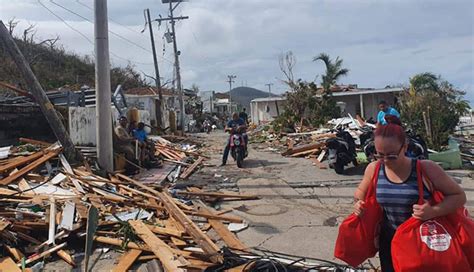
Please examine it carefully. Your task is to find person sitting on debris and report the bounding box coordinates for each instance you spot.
[353,116,466,272]
[221,112,247,166]
[239,108,249,125]
[377,100,400,126]
[132,122,156,164]
[114,116,136,163]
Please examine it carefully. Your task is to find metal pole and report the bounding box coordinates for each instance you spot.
[94,0,113,172]
[146,8,163,129]
[169,1,185,132]
[227,75,236,114]
[266,83,273,98]
[0,21,80,162]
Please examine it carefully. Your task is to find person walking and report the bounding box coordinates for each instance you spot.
[377,100,400,126]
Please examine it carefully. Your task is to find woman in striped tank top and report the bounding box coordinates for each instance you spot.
[353,116,466,272]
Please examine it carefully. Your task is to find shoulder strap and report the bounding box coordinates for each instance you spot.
[366,161,382,198]
[416,160,436,204]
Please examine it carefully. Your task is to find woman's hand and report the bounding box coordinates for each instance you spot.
[354,200,365,216]
[412,200,437,221]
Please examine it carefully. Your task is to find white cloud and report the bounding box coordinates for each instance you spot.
[1,0,473,104]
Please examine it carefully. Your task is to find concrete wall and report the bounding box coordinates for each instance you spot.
[69,106,150,146]
[250,100,286,124]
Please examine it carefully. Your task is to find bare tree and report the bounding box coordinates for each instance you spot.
[22,23,37,43]
[7,18,19,35]
[279,51,297,89]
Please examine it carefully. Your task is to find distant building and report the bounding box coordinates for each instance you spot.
[250,85,405,124]
[200,91,238,115]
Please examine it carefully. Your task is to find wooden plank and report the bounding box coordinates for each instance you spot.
[317,150,326,162]
[171,237,187,247]
[0,149,61,185]
[18,138,52,146]
[176,191,258,200]
[0,151,45,173]
[112,249,142,272]
[120,176,222,263]
[4,245,24,262]
[57,250,76,267]
[282,142,324,156]
[199,205,247,250]
[184,211,243,223]
[23,242,66,266]
[147,225,184,238]
[180,157,204,179]
[0,257,21,272]
[129,220,187,272]
[290,148,320,157]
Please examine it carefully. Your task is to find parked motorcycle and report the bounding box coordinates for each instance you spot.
[203,120,212,134]
[326,127,358,174]
[228,127,248,168]
[360,126,429,161]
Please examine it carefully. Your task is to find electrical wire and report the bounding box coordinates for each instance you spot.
[37,0,156,66]
[76,0,143,35]
[49,0,152,54]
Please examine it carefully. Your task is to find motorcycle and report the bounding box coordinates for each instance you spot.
[361,126,429,161]
[228,126,247,168]
[326,127,358,174]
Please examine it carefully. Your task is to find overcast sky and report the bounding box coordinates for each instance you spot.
[1,0,473,103]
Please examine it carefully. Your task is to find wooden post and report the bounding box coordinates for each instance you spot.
[0,20,80,162]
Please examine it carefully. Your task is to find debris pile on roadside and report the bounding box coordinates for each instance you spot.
[0,139,271,271]
[455,136,474,167]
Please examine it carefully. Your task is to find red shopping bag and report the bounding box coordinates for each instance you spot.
[391,160,471,272]
[422,168,474,270]
[334,162,383,267]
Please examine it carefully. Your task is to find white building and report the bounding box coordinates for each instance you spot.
[250,97,286,124]
[250,87,404,124]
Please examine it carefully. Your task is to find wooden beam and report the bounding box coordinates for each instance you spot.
[119,176,222,263]
[0,151,45,174]
[129,220,187,272]
[0,257,21,272]
[4,245,24,262]
[147,225,184,238]
[180,157,204,179]
[282,142,325,156]
[57,250,76,267]
[176,191,258,200]
[0,149,61,185]
[18,138,52,147]
[198,205,247,250]
[112,249,142,272]
[0,81,34,99]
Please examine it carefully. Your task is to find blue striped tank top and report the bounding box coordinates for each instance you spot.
[376,160,431,229]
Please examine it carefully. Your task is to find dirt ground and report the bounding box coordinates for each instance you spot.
[44,131,474,271]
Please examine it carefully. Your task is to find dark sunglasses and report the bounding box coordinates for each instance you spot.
[374,144,404,160]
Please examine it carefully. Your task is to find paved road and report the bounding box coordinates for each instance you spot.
[198,131,474,267]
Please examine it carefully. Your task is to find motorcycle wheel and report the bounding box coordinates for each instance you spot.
[236,148,243,168]
[334,161,344,174]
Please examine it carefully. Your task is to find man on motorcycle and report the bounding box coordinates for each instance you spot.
[221,112,247,166]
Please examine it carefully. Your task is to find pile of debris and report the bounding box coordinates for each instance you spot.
[0,139,268,271]
[456,136,474,167]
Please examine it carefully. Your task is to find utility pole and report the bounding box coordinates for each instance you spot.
[94,0,113,172]
[0,21,80,162]
[265,83,273,98]
[227,75,236,114]
[145,8,163,129]
[155,0,188,132]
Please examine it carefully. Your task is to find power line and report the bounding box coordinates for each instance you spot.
[50,0,153,54]
[38,0,93,44]
[37,0,155,67]
[50,0,173,65]
[75,0,142,35]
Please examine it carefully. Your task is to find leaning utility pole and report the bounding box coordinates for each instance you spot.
[94,0,113,172]
[265,83,273,98]
[145,8,163,129]
[155,0,188,132]
[227,75,236,113]
[0,21,80,162]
